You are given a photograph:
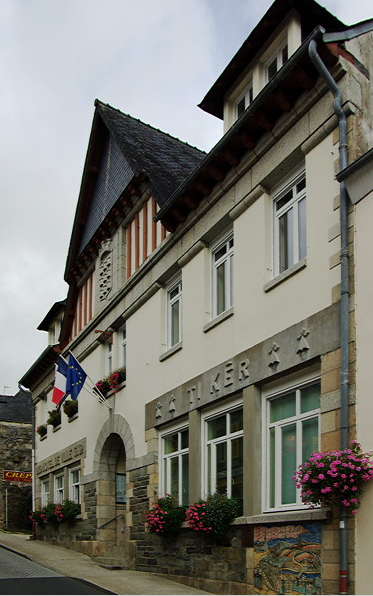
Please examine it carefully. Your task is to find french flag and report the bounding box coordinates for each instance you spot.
[52,356,68,405]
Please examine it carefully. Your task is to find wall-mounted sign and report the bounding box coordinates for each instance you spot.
[2,470,32,483]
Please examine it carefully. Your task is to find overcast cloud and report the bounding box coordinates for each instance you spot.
[0,0,371,395]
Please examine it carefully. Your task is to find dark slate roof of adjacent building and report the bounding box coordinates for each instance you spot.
[96,101,205,208]
[0,390,32,424]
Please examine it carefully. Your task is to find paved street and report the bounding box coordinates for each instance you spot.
[0,532,212,595]
[0,545,113,594]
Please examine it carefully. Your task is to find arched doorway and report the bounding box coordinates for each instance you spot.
[93,414,135,561]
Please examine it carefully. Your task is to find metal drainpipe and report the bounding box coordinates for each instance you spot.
[308,38,349,595]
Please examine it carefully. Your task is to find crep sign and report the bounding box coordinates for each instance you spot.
[2,470,32,483]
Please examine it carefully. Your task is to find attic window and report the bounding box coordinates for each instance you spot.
[235,83,253,120]
[265,42,288,82]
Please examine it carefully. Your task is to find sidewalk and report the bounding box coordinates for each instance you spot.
[0,531,212,595]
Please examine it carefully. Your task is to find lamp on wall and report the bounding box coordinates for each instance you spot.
[94,329,113,342]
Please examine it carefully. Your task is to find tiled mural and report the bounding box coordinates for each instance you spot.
[254,523,321,595]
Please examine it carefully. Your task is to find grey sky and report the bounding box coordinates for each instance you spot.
[0,0,371,395]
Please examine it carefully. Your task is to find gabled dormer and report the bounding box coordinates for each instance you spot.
[198,0,345,132]
[60,100,205,345]
[37,300,66,347]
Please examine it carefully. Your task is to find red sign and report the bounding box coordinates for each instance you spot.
[2,470,32,483]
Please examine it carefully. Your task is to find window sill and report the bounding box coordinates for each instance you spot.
[67,413,79,423]
[106,381,126,397]
[159,341,183,362]
[231,507,330,526]
[264,258,307,293]
[52,425,61,433]
[203,307,234,333]
[39,434,47,441]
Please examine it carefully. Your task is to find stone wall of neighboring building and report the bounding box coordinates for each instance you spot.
[0,391,32,530]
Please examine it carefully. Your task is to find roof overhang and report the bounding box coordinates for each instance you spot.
[19,345,61,392]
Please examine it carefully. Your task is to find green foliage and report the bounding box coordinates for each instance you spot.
[63,399,78,418]
[144,494,185,539]
[186,493,242,538]
[30,500,81,525]
[46,409,61,428]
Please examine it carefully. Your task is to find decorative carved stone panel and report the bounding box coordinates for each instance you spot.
[98,240,112,301]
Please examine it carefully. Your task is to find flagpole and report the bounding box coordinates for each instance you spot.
[67,351,112,409]
[83,376,113,410]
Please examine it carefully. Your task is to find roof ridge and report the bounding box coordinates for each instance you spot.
[94,99,206,155]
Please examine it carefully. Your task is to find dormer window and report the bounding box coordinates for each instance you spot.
[265,42,288,82]
[235,83,253,120]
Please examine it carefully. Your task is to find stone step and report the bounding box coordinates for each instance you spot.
[93,556,127,570]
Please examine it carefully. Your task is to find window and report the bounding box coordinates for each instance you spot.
[264,378,320,511]
[41,479,50,507]
[273,169,306,275]
[54,474,64,503]
[235,83,253,120]
[212,233,234,317]
[161,426,189,506]
[69,468,81,504]
[120,327,126,369]
[116,473,127,504]
[105,341,113,376]
[204,405,243,501]
[265,42,288,82]
[167,278,182,348]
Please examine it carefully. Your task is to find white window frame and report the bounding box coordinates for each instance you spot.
[265,40,288,82]
[41,479,50,507]
[211,232,234,318]
[159,422,189,506]
[105,340,113,376]
[54,474,64,503]
[167,277,182,349]
[202,399,243,500]
[119,326,126,369]
[69,467,81,504]
[273,167,306,276]
[262,370,320,512]
[235,82,253,120]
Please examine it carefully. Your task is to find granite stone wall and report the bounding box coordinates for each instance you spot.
[0,422,32,530]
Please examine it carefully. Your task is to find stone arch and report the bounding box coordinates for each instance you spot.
[93,413,135,476]
[93,413,135,550]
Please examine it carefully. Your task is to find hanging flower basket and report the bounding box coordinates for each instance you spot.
[36,424,47,437]
[293,441,373,514]
[46,409,61,428]
[63,399,78,418]
[95,366,126,396]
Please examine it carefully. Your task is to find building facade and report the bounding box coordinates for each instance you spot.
[20,0,373,593]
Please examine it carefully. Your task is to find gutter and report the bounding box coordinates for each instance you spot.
[308,32,350,596]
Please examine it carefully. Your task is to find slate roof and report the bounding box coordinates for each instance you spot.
[96,101,205,207]
[0,390,32,424]
[66,100,206,273]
